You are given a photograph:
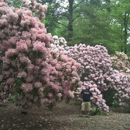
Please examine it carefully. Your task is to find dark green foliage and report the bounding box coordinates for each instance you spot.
[112,99,119,107]
[91,108,102,115]
[8,93,20,103]
[7,0,23,8]
[126,108,130,113]
[102,88,118,106]
[14,78,25,94]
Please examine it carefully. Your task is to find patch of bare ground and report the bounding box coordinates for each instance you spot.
[0,100,130,130]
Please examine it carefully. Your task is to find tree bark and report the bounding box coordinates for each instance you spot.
[123,12,128,54]
[68,0,74,41]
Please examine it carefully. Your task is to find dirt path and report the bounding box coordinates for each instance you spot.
[0,101,130,130]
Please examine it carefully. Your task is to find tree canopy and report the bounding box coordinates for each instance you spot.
[33,0,130,56]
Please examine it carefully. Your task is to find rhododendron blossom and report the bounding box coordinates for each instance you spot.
[51,36,130,112]
[0,1,81,109]
[111,51,130,74]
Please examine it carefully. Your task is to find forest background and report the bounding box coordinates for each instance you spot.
[8,0,130,57]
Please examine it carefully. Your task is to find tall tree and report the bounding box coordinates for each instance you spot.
[68,0,74,40]
[36,0,62,34]
[37,0,84,42]
[72,1,113,46]
[110,0,130,54]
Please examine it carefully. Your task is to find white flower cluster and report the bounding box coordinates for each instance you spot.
[50,35,68,55]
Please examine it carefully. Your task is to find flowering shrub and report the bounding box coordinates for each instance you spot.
[22,0,47,20]
[52,36,130,112]
[66,44,111,112]
[111,71,130,108]
[111,51,130,74]
[0,1,81,109]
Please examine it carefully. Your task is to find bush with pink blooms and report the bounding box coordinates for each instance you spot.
[52,36,130,112]
[22,0,47,20]
[111,51,130,74]
[0,0,81,109]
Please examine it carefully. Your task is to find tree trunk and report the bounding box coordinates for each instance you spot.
[68,0,74,41]
[123,13,128,54]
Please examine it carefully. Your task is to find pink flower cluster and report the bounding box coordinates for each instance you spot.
[46,50,81,102]
[52,36,130,112]
[65,44,111,112]
[23,0,47,19]
[66,44,130,112]
[0,2,81,109]
[111,51,130,74]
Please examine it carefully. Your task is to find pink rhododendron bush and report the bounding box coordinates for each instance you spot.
[0,1,81,109]
[52,36,130,112]
[111,51,130,74]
